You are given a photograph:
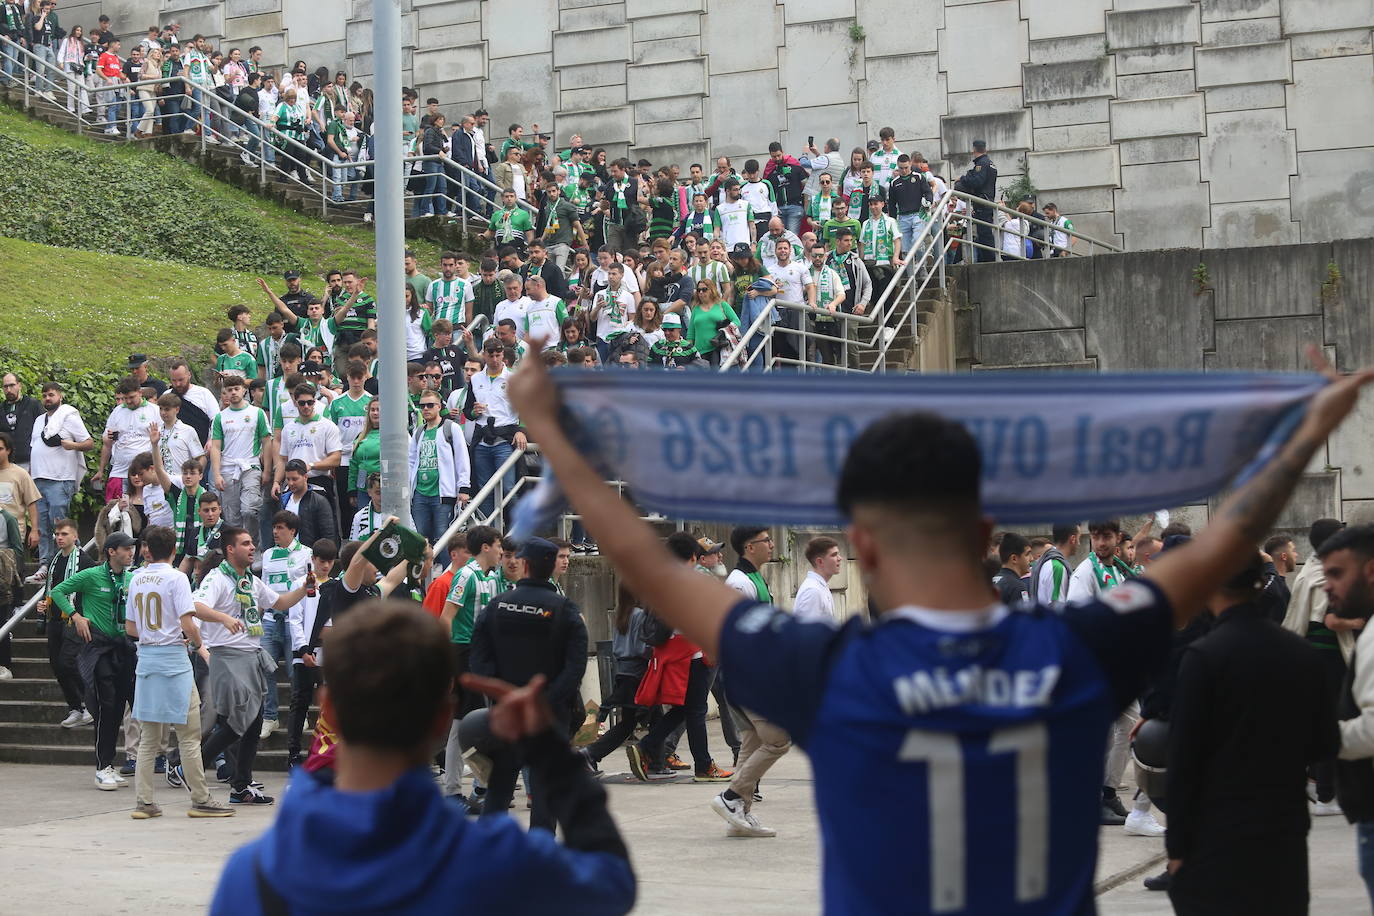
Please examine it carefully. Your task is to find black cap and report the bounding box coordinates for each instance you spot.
[516,537,558,563]
[283,270,300,280]
[104,531,137,552]
[127,353,149,369]
[571,145,591,155]
[866,139,880,151]
[972,139,988,152]
[300,360,324,376]
[730,242,752,257]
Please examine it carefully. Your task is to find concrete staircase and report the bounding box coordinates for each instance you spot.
[0,629,311,772]
[854,285,955,372]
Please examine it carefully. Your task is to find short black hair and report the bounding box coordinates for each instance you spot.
[1088,519,1122,537]
[142,525,177,562]
[1310,518,1347,552]
[837,412,981,519]
[272,510,300,532]
[1051,523,1079,545]
[730,526,769,557]
[526,552,556,581]
[312,538,339,564]
[1316,524,1374,560]
[325,600,454,750]
[1263,534,1294,557]
[466,525,500,555]
[998,532,1030,564]
[666,531,701,562]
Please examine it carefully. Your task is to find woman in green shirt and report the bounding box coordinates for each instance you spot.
[349,399,382,509]
[685,278,741,367]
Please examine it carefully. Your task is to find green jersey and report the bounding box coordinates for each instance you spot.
[406,273,432,306]
[335,292,376,334]
[217,351,258,380]
[444,559,499,644]
[488,206,534,244]
[821,218,862,249]
[325,391,373,465]
[416,427,440,497]
[425,276,473,326]
[49,562,132,639]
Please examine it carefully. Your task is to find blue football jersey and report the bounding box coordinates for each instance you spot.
[718,578,1172,915]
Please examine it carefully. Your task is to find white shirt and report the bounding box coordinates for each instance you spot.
[1001,218,1026,258]
[127,562,196,647]
[468,368,518,427]
[593,286,636,340]
[769,260,812,305]
[742,180,775,216]
[716,199,753,247]
[158,421,204,477]
[591,265,641,296]
[792,569,836,624]
[29,404,91,482]
[279,414,342,474]
[104,401,160,478]
[211,404,270,475]
[195,565,279,650]
[142,482,174,527]
[492,296,530,334]
[1066,557,1106,602]
[262,539,311,596]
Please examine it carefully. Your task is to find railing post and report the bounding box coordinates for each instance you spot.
[321,164,329,217]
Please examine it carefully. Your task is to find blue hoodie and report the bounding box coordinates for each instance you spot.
[210,766,635,915]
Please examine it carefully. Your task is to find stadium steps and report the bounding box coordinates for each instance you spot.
[0,634,315,771]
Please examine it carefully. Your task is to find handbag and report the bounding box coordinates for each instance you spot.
[711,319,742,352]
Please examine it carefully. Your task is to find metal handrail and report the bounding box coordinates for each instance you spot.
[432,445,527,556]
[0,537,97,643]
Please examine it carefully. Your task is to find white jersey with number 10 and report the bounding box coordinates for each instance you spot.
[126,562,196,647]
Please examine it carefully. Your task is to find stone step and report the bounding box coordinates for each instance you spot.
[0,719,316,749]
[0,699,87,724]
[0,742,301,770]
[0,676,301,703]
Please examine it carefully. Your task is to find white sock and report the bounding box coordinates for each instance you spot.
[1131,791,1152,815]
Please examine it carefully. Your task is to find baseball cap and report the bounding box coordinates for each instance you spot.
[300,360,324,377]
[696,536,723,555]
[729,242,752,258]
[661,312,682,329]
[283,269,301,280]
[127,353,148,369]
[516,537,558,563]
[866,139,880,152]
[572,145,591,155]
[104,531,137,552]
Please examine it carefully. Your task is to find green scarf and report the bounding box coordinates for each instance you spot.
[173,486,202,553]
[221,560,263,637]
[197,519,223,556]
[109,564,129,626]
[1088,552,1136,592]
[45,548,81,616]
[738,561,772,603]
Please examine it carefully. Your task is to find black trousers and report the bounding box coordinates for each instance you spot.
[638,659,716,774]
[1169,833,1308,915]
[47,617,85,711]
[1311,648,1348,802]
[81,640,136,770]
[972,206,997,262]
[482,716,569,832]
[665,667,739,758]
[287,664,322,758]
[201,705,265,793]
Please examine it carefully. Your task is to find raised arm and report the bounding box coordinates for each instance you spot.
[1146,347,1374,627]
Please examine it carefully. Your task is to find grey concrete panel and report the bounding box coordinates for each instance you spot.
[488,0,556,57]
[1288,56,1374,152]
[1325,238,1374,370]
[784,103,861,154]
[1023,57,1114,103]
[979,328,1086,367]
[1064,212,1123,250]
[1115,44,1196,75]
[552,25,631,68]
[967,256,1093,333]
[783,0,855,23]
[484,54,556,129]
[1200,109,1295,204]
[1041,187,1115,213]
[1207,243,1327,319]
[157,4,224,38]
[562,3,626,32]
[1291,29,1373,60]
[940,111,1032,158]
[700,3,779,74]
[235,34,287,67]
[418,78,483,110]
[413,43,483,84]
[861,54,942,139]
[1086,248,1207,370]
[635,95,703,123]
[857,0,942,56]
[1020,0,1113,41]
[939,0,1027,93]
[1204,201,1302,248]
[289,39,348,72]
[631,141,710,167]
[1028,147,1120,190]
[626,58,705,100]
[1200,0,1279,22]
[558,61,627,89]
[1292,148,1374,244]
[632,36,701,65]
[631,12,698,42]
[1205,316,1325,371]
[554,106,633,144]
[626,0,702,14]
[1030,98,1109,128]
[416,1,480,28]
[1282,0,1374,34]
[1107,5,1201,50]
[780,21,863,108]
[283,0,346,45]
[946,88,1025,117]
[1116,71,1196,101]
[226,0,281,15]
[1200,17,1281,46]
[1204,81,1286,112]
[1028,34,1107,65]
[634,119,701,147]
[1110,95,1205,140]
[705,69,785,156]
[225,12,282,37]
[417,22,481,49]
[561,83,628,111]
[1195,40,1291,87]
[1032,122,1112,152]
[1114,161,1209,251]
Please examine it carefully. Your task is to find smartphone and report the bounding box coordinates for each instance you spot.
[808,135,815,148]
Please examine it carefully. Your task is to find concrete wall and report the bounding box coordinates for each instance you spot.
[954,239,1373,533]
[86,0,1374,253]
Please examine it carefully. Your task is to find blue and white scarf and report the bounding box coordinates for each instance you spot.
[511,370,1326,537]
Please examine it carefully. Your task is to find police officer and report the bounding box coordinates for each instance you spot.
[469,537,588,829]
[956,139,998,263]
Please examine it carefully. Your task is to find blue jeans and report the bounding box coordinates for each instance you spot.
[0,41,21,85]
[411,491,452,552]
[32,43,56,93]
[187,87,203,131]
[778,203,803,235]
[161,92,183,134]
[34,478,76,566]
[260,614,289,721]
[898,213,927,261]
[1359,822,1374,908]
[472,440,515,521]
[332,155,353,202]
[414,160,442,217]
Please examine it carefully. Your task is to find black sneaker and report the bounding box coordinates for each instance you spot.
[154,755,167,774]
[578,748,602,776]
[286,754,304,769]
[248,780,265,792]
[166,764,186,790]
[229,785,275,805]
[1100,803,1126,826]
[119,758,136,777]
[1143,871,1171,892]
[753,790,764,803]
[216,758,231,783]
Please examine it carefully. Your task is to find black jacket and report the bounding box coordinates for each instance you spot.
[1166,603,1338,861]
[520,260,570,301]
[1,395,42,464]
[469,578,588,715]
[279,485,338,547]
[957,154,998,203]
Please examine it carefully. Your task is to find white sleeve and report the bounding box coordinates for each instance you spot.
[287,577,308,653]
[66,411,92,442]
[255,577,283,611]
[791,583,823,622]
[1065,563,1095,603]
[322,421,342,455]
[452,425,471,491]
[171,572,196,618]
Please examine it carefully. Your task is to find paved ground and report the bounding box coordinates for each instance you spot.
[1,753,1368,914]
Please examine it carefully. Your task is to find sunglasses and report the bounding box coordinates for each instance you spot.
[423,373,442,379]
[296,398,315,406]
[696,286,709,292]
[420,402,441,409]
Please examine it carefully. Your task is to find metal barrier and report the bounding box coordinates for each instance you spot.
[0,537,96,643]
[0,35,533,225]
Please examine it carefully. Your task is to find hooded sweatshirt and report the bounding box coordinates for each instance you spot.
[211,742,635,916]
[1030,546,1071,605]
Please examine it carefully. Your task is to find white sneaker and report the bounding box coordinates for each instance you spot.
[710,792,751,831]
[94,767,119,791]
[1312,799,1344,817]
[1124,810,1166,837]
[259,718,278,740]
[103,127,118,136]
[112,770,128,786]
[75,709,94,727]
[0,666,12,680]
[727,812,777,838]
[60,709,83,728]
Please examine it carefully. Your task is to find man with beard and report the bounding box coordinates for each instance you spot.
[1319,526,1374,909]
[0,374,42,471]
[29,382,95,571]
